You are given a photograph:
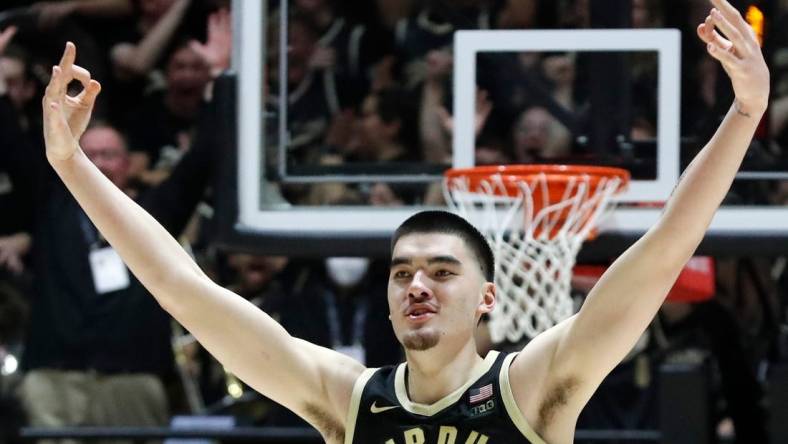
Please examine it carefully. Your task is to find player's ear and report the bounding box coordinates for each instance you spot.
[478,282,495,314]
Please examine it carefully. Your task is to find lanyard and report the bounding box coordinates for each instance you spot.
[78,210,102,250]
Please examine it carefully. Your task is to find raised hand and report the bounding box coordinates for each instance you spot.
[437,89,492,138]
[189,8,232,78]
[42,42,101,161]
[697,0,769,113]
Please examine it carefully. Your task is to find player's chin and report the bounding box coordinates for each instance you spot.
[402,329,441,351]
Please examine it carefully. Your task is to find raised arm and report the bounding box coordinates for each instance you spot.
[111,0,191,78]
[31,0,133,30]
[510,0,769,438]
[43,43,364,438]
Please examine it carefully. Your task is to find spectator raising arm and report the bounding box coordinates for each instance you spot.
[111,0,192,78]
[189,8,232,87]
[43,43,364,442]
[32,0,133,29]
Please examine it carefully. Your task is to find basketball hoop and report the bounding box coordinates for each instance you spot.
[443,165,630,343]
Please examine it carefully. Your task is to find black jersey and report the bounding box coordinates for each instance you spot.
[344,351,546,443]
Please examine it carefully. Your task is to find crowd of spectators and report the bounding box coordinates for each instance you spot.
[0,0,787,443]
[261,0,788,209]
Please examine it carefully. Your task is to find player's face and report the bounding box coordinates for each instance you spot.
[388,233,494,352]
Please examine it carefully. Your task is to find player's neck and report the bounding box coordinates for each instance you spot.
[404,341,483,404]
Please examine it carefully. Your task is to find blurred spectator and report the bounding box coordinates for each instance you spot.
[267,12,343,166]
[344,87,419,163]
[541,52,578,111]
[393,0,491,89]
[494,0,539,29]
[558,0,590,28]
[373,0,414,31]
[19,32,228,428]
[0,28,38,277]
[123,7,228,187]
[104,0,212,122]
[0,38,34,440]
[0,280,28,363]
[110,0,196,79]
[30,0,134,30]
[124,42,212,185]
[477,50,582,149]
[19,124,173,433]
[294,0,386,107]
[511,106,571,163]
[0,35,46,192]
[0,43,41,134]
[631,0,663,28]
[0,282,27,444]
[475,140,511,166]
[658,259,774,444]
[369,183,405,207]
[631,115,657,142]
[283,86,416,205]
[418,48,452,163]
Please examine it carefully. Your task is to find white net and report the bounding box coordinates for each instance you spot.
[444,171,624,342]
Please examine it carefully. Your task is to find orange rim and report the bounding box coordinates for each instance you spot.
[445,165,630,239]
[444,164,630,198]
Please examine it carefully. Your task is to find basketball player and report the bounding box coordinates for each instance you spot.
[40,0,768,442]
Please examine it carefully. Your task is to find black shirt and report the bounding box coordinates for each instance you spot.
[21,94,220,375]
[346,351,546,443]
[0,96,39,236]
[125,90,195,169]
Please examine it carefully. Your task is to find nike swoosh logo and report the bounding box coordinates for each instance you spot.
[370,401,399,414]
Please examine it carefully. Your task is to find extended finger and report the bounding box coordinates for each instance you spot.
[70,64,92,88]
[71,79,101,106]
[44,65,68,100]
[710,0,753,37]
[706,39,739,67]
[697,22,733,52]
[696,14,715,43]
[710,8,748,55]
[58,41,76,71]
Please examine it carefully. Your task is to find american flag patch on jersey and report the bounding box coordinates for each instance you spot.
[469,384,494,403]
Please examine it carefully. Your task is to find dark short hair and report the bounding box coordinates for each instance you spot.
[391,211,495,282]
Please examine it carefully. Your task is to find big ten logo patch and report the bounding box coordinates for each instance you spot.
[469,399,496,418]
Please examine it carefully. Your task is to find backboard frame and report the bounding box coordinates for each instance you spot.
[221,4,788,258]
[453,29,682,202]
